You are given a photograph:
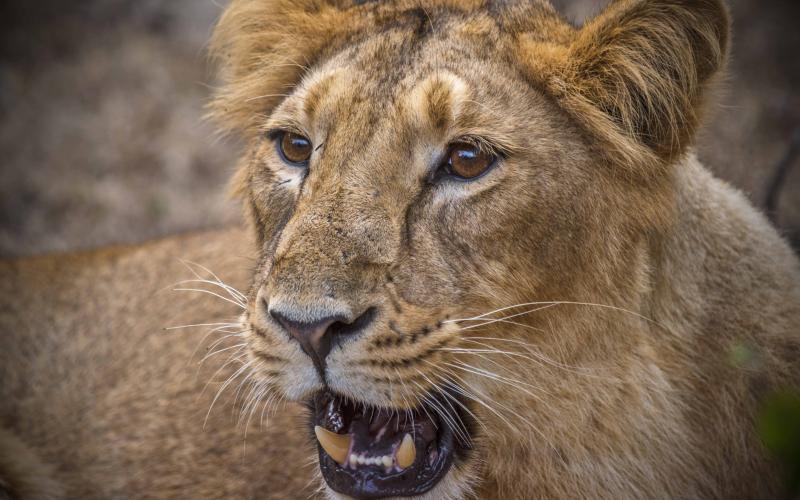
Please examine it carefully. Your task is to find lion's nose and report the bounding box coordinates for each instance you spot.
[269,304,377,367]
[270,311,340,362]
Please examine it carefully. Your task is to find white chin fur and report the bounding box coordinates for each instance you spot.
[278,362,322,401]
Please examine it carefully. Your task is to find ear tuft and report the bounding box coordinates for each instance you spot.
[208,0,357,137]
[535,0,730,174]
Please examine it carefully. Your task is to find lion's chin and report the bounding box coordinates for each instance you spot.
[323,467,474,500]
[310,390,470,499]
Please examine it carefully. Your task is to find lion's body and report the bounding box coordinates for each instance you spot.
[2,0,800,498]
[0,229,314,499]
[2,158,798,499]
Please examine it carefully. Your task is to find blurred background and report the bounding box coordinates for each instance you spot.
[0,0,798,256]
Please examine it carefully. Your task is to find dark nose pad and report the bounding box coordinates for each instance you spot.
[269,307,377,369]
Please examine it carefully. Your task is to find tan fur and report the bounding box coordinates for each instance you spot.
[2,0,799,498]
[0,429,62,500]
[0,232,316,498]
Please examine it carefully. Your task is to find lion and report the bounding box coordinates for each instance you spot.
[1,0,799,498]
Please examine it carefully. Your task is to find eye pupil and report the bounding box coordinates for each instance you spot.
[279,132,312,165]
[447,143,494,179]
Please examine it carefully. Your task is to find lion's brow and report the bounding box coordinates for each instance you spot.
[411,73,468,132]
[301,69,343,125]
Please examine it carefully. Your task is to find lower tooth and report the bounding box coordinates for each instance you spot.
[396,433,416,469]
[381,455,392,468]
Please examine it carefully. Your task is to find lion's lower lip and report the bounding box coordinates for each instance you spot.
[311,391,460,499]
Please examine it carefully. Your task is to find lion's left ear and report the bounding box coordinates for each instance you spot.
[521,0,729,174]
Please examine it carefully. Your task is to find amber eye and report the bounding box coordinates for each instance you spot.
[444,142,496,180]
[277,132,313,166]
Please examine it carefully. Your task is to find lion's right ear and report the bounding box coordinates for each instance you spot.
[209,0,362,137]
[519,0,729,176]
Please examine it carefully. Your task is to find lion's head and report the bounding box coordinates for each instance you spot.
[210,0,728,497]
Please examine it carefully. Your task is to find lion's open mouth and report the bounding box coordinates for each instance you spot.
[311,390,465,498]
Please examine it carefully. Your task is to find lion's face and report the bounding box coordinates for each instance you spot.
[244,26,601,500]
[213,0,728,497]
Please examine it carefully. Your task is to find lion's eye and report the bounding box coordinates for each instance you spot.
[444,142,496,180]
[277,132,312,166]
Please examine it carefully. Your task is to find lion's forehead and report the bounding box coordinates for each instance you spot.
[285,15,530,110]
[273,41,536,171]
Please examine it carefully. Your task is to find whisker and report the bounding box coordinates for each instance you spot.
[438,346,556,394]
[204,359,255,428]
[447,300,664,330]
[241,377,271,458]
[187,324,246,368]
[260,391,285,429]
[174,287,246,310]
[411,372,473,445]
[393,368,418,441]
[200,342,247,363]
[165,321,241,331]
[434,366,562,461]
[204,331,247,355]
[436,381,488,436]
[177,261,248,308]
[179,260,247,298]
[457,304,558,330]
[425,364,517,435]
[233,367,261,415]
[426,375,488,438]
[199,351,249,397]
[446,302,557,323]
[410,379,471,446]
[443,360,550,406]
[242,379,272,440]
[173,279,247,307]
[459,337,620,382]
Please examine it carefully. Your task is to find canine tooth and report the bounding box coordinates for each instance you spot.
[314,426,351,465]
[396,434,416,469]
[381,455,393,468]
